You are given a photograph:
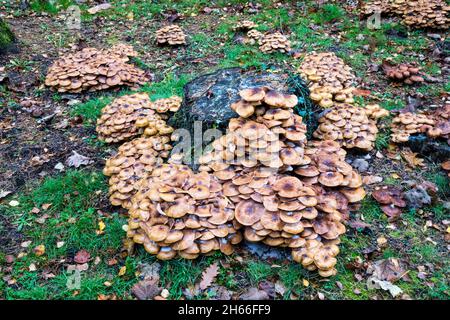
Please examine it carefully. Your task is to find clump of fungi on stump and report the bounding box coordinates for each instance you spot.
[96,94,181,143]
[197,87,366,276]
[45,44,148,93]
[156,25,187,46]
[99,85,368,277]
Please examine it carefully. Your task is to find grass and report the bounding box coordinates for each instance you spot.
[2,0,449,301]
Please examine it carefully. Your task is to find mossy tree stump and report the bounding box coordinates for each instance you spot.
[0,18,15,53]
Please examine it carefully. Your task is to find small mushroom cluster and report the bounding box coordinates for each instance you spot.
[245,29,264,45]
[233,20,258,31]
[431,104,450,143]
[126,164,242,259]
[202,87,308,170]
[258,32,291,54]
[391,112,438,143]
[104,135,173,209]
[45,44,148,93]
[156,25,187,46]
[299,52,356,108]
[313,103,379,152]
[382,61,425,85]
[364,104,390,120]
[362,0,449,29]
[372,186,406,219]
[96,94,181,143]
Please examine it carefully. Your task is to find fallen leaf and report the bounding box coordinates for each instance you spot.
[74,250,90,264]
[41,203,52,210]
[21,241,32,248]
[118,266,127,276]
[302,279,309,287]
[367,277,403,298]
[401,149,425,168]
[132,278,162,300]
[97,220,106,235]
[66,151,93,168]
[199,262,219,290]
[239,287,269,300]
[0,190,12,199]
[368,258,406,282]
[29,263,37,271]
[9,200,19,207]
[107,258,118,266]
[33,244,46,256]
[87,3,112,14]
[274,281,286,296]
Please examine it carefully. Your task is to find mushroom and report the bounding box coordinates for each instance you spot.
[235,200,266,226]
[156,25,186,45]
[45,44,148,93]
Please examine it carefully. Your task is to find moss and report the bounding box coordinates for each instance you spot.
[0,18,15,51]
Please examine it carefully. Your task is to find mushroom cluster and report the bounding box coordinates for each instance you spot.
[156,25,187,46]
[401,0,449,29]
[431,104,450,143]
[372,186,406,219]
[45,44,148,93]
[382,61,425,85]
[234,20,258,31]
[313,103,379,151]
[99,86,366,276]
[259,32,291,54]
[104,135,173,209]
[196,88,366,276]
[364,104,390,120]
[245,29,264,45]
[391,112,438,143]
[126,164,242,259]
[202,87,308,170]
[96,94,181,143]
[362,0,449,29]
[200,139,364,276]
[299,52,356,108]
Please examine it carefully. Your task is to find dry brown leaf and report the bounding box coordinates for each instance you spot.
[401,149,425,168]
[74,250,90,264]
[199,262,219,290]
[131,278,162,300]
[239,287,269,300]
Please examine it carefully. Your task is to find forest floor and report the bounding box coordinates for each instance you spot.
[0,0,449,300]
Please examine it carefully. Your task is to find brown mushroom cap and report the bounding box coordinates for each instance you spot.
[318,172,344,187]
[273,176,302,198]
[260,212,283,231]
[147,224,170,242]
[239,87,266,102]
[235,200,266,226]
